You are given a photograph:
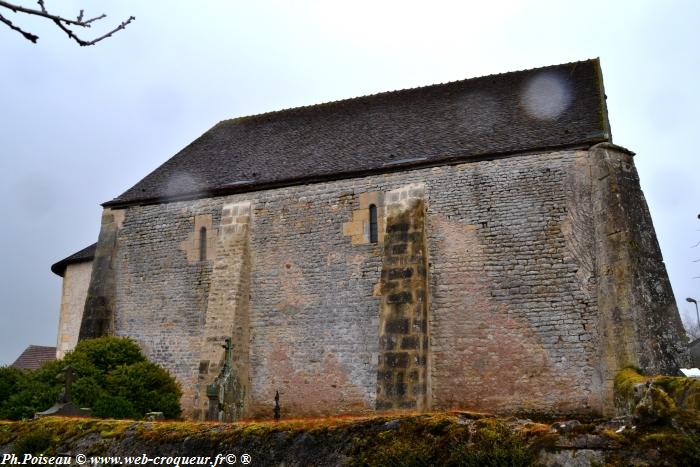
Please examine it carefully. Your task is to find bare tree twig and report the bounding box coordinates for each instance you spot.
[81,14,106,26]
[78,16,134,46]
[0,11,38,42]
[1,0,100,26]
[50,14,134,46]
[0,0,134,45]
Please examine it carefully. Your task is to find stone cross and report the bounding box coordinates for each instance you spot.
[35,365,91,418]
[58,366,76,403]
[221,338,233,372]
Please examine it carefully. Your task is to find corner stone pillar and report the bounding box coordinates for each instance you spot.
[78,208,124,340]
[590,143,688,415]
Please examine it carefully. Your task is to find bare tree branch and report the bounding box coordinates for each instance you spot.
[0,0,134,46]
[686,320,700,340]
[1,0,99,26]
[0,11,38,42]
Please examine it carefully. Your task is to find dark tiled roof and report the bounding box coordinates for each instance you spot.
[11,345,56,370]
[51,243,96,277]
[105,59,610,207]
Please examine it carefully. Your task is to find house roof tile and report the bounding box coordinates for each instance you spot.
[11,345,56,370]
[50,243,96,277]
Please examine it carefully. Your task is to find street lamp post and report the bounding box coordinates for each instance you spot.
[688,297,699,328]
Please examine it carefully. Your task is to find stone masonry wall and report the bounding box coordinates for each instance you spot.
[83,148,683,418]
[56,261,93,359]
[426,151,599,415]
[112,201,216,415]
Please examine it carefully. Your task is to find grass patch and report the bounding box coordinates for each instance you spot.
[12,429,53,456]
[614,367,649,402]
[347,415,535,467]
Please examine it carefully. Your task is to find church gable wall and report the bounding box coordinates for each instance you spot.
[109,149,608,418]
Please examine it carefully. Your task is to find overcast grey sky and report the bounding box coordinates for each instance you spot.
[1,0,698,365]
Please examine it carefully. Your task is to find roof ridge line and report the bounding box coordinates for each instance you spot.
[216,58,600,126]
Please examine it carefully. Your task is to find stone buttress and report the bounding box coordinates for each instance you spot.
[376,184,430,411]
[78,208,124,340]
[195,201,252,421]
[590,143,688,415]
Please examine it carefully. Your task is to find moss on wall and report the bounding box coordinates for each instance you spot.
[3,409,700,466]
[614,367,700,424]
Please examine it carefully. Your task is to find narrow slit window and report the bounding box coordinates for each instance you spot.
[199,226,207,261]
[369,204,378,243]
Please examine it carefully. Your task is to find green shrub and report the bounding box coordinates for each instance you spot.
[0,371,59,421]
[0,367,27,401]
[66,337,145,373]
[105,361,182,419]
[92,395,140,420]
[71,376,105,408]
[0,337,181,421]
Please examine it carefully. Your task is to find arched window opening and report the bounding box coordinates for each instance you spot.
[369,204,378,244]
[199,226,207,261]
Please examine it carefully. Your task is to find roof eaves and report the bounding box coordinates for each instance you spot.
[102,139,605,209]
[51,243,97,277]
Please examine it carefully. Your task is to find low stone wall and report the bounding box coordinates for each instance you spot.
[2,410,699,466]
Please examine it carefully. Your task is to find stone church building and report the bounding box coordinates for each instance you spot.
[52,59,687,420]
